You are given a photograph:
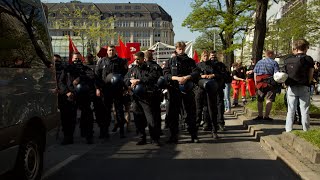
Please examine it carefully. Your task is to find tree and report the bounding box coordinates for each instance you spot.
[183,0,255,67]
[265,0,320,55]
[52,4,115,56]
[193,30,222,51]
[251,0,268,61]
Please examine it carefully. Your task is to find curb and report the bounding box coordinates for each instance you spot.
[238,115,320,180]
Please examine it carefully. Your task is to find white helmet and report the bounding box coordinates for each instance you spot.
[273,72,288,83]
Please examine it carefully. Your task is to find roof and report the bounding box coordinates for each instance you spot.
[45,2,172,22]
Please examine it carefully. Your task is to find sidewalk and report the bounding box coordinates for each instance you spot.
[232,101,320,180]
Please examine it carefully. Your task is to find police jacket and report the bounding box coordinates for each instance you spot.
[146,60,163,79]
[55,60,66,86]
[211,58,229,88]
[95,55,128,89]
[197,60,222,80]
[124,62,159,93]
[59,61,95,97]
[163,54,200,86]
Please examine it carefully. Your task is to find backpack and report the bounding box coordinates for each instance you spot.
[284,55,309,86]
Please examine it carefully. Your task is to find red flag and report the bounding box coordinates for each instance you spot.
[193,50,200,63]
[97,45,108,58]
[117,36,127,58]
[126,42,140,65]
[68,35,82,64]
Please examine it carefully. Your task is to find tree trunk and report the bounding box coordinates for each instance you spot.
[252,0,268,61]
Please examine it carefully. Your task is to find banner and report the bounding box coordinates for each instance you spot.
[126,42,140,65]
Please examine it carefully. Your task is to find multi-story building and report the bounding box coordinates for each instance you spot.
[45,1,174,57]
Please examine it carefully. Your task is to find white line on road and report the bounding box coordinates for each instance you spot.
[42,155,79,180]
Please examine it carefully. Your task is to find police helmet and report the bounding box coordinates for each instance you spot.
[198,79,218,92]
[75,83,90,95]
[133,84,146,97]
[273,72,288,83]
[179,81,194,94]
[157,76,167,89]
[105,73,124,88]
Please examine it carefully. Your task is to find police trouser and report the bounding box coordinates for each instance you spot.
[132,96,160,140]
[103,89,125,131]
[195,86,219,132]
[60,96,77,138]
[78,96,94,138]
[153,92,163,135]
[167,86,197,137]
[93,96,107,129]
[217,88,225,126]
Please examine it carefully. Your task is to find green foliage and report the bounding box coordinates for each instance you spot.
[53,4,115,55]
[293,129,320,149]
[265,0,320,55]
[183,0,256,65]
[194,30,222,51]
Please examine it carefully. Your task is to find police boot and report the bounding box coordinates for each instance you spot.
[136,134,147,145]
[99,127,109,139]
[191,134,200,143]
[61,136,73,145]
[166,135,178,144]
[86,136,94,144]
[212,130,219,140]
[119,126,126,138]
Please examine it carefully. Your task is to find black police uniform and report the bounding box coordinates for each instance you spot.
[124,62,160,144]
[146,60,164,136]
[55,60,66,109]
[195,60,221,135]
[211,58,227,130]
[163,54,201,143]
[59,60,95,144]
[95,55,128,138]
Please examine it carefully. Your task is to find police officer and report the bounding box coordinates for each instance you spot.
[54,54,65,110]
[210,51,227,131]
[145,51,164,137]
[124,51,161,145]
[195,50,220,139]
[59,52,95,144]
[95,45,128,138]
[163,42,201,143]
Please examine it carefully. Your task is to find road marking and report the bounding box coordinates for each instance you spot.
[42,155,79,180]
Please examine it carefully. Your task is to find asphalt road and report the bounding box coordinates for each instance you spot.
[42,111,300,180]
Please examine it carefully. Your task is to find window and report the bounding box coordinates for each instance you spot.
[154,31,161,37]
[154,21,161,27]
[62,31,71,36]
[125,6,131,10]
[153,6,158,10]
[115,6,122,10]
[134,6,141,9]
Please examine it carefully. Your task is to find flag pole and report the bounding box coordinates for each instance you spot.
[157,42,160,64]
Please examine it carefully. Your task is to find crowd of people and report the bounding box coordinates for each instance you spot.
[54,39,319,146]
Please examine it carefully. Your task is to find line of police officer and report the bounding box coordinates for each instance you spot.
[55,42,229,145]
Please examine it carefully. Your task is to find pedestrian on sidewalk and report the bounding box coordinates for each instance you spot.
[246,58,256,101]
[284,39,314,132]
[253,50,279,121]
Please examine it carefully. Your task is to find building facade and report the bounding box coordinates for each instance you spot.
[45,1,174,57]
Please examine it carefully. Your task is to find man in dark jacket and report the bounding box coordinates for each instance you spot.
[163,42,201,143]
[59,52,96,144]
[95,45,128,138]
[196,50,220,139]
[124,51,161,145]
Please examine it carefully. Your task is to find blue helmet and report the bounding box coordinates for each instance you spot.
[133,84,146,98]
[179,81,194,94]
[75,83,90,95]
[104,73,124,89]
[198,79,218,92]
[156,76,167,89]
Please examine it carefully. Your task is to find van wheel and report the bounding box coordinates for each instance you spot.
[15,134,44,180]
